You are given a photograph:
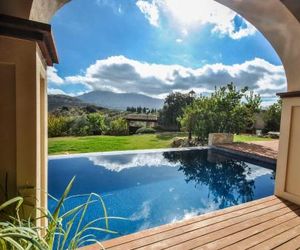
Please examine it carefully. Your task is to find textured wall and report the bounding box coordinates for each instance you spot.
[208,133,234,146]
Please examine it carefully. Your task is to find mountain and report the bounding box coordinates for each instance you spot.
[78,90,164,110]
[48,94,86,111]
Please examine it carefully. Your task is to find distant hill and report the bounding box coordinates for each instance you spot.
[78,90,164,110]
[48,95,86,111]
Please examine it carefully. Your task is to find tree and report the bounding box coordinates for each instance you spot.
[179,83,255,143]
[137,106,142,113]
[244,91,262,133]
[178,104,197,140]
[263,100,282,133]
[159,91,195,130]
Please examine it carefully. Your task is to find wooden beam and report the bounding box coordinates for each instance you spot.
[0,14,58,66]
[277,91,300,98]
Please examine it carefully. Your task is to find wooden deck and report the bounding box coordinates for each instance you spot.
[84,196,300,250]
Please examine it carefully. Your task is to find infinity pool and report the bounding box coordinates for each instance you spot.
[48,148,275,243]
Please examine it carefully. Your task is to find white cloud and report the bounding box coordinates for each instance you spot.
[176,38,183,43]
[66,55,286,98]
[47,88,67,95]
[95,0,123,15]
[136,0,256,39]
[245,164,274,181]
[130,201,152,221]
[47,67,93,96]
[136,0,160,27]
[47,88,90,97]
[47,67,64,85]
[88,153,180,172]
[170,204,218,223]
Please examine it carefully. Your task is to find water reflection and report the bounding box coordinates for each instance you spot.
[163,150,273,208]
[48,149,275,242]
[87,153,180,172]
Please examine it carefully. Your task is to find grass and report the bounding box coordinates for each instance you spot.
[49,134,179,155]
[49,133,274,155]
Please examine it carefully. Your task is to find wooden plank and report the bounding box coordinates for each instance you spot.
[249,225,300,250]
[223,214,300,250]
[164,204,298,250]
[103,197,281,250]
[99,196,277,249]
[81,197,300,250]
[105,198,282,249]
[201,209,300,250]
[108,200,285,250]
[274,235,300,250]
[127,202,295,250]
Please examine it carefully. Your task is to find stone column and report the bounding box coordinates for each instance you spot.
[0,14,58,227]
[275,92,300,205]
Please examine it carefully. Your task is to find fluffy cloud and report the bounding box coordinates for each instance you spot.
[47,87,89,97]
[64,56,286,99]
[136,0,160,27]
[47,67,64,85]
[48,88,67,95]
[136,0,256,39]
[88,153,179,172]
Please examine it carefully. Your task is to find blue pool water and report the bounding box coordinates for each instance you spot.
[48,148,275,243]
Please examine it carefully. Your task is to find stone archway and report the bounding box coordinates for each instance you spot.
[0,0,300,221]
[48,0,300,205]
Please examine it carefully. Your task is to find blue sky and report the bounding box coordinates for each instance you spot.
[48,0,287,106]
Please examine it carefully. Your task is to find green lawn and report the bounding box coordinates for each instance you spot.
[48,133,273,155]
[48,134,177,155]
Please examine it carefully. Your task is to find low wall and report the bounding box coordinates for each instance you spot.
[208,133,234,146]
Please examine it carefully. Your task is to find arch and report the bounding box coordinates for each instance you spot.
[43,0,300,92]
[1,0,300,209]
[215,0,300,92]
[3,0,297,90]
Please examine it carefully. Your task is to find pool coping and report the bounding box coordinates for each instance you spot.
[48,146,278,165]
[48,146,211,160]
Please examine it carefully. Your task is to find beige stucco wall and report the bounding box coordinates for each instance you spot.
[0,63,17,202]
[276,97,300,205]
[0,36,48,220]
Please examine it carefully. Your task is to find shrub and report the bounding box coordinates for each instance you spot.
[106,118,129,136]
[69,116,90,136]
[0,177,124,249]
[136,127,156,134]
[87,113,107,135]
[48,115,72,137]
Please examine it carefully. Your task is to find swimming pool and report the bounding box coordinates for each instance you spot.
[48,148,275,243]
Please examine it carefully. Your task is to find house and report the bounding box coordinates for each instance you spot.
[1,0,300,247]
